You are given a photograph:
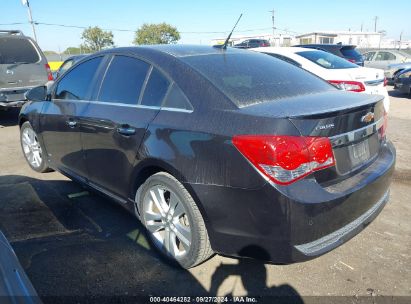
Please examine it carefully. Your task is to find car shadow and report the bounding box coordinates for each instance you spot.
[0,175,303,303]
[209,247,304,303]
[0,107,20,127]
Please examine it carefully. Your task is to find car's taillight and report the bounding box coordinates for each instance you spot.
[45,63,53,81]
[383,77,387,86]
[232,135,335,185]
[347,58,356,63]
[328,80,365,92]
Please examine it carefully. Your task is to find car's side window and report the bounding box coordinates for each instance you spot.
[162,83,193,111]
[265,53,302,67]
[55,56,103,100]
[376,52,396,61]
[98,55,149,105]
[141,67,170,107]
[59,59,73,74]
[363,52,375,61]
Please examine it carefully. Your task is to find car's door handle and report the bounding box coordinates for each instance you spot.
[116,125,136,136]
[66,119,77,128]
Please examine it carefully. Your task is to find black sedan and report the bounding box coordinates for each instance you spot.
[19,45,395,268]
[393,68,411,96]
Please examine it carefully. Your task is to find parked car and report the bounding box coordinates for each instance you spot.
[363,50,410,71]
[0,30,52,110]
[384,62,411,84]
[233,39,270,49]
[20,45,395,269]
[393,68,411,96]
[295,44,364,66]
[252,47,390,112]
[52,55,86,79]
[0,231,41,303]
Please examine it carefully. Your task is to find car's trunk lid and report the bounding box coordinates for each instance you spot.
[240,91,385,183]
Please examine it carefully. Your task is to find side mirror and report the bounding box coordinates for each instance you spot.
[25,85,47,102]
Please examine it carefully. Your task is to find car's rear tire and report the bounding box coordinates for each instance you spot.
[20,121,51,173]
[135,172,214,268]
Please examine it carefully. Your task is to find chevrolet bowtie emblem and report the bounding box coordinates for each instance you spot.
[361,112,374,123]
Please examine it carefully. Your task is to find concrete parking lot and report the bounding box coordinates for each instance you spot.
[0,87,410,303]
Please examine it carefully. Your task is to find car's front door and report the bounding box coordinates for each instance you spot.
[81,55,170,198]
[40,56,105,179]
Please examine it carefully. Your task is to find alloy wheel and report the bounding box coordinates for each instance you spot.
[142,185,192,259]
[21,127,43,168]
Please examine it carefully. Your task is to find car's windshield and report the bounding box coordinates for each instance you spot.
[297,50,359,69]
[0,38,40,64]
[182,52,334,107]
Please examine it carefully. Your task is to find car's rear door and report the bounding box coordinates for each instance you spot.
[40,55,106,179]
[81,54,170,198]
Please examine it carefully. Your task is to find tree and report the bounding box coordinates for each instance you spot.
[43,50,58,55]
[133,23,180,45]
[81,26,114,52]
[63,47,82,55]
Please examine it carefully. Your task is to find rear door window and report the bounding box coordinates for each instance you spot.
[141,67,170,107]
[376,52,396,61]
[98,55,149,105]
[0,38,40,64]
[162,83,193,111]
[55,57,103,100]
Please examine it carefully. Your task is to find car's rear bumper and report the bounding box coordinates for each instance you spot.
[189,141,395,263]
[0,87,32,108]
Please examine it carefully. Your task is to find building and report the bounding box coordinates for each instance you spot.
[295,31,383,48]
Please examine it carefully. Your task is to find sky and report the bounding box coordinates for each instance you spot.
[1,0,410,52]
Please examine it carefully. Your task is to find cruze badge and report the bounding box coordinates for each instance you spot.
[361,112,374,123]
[315,123,335,130]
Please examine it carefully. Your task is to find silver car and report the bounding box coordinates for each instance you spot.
[363,50,410,70]
[0,30,52,110]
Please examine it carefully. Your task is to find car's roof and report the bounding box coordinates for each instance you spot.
[298,44,355,48]
[99,44,246,58]
[251,46,312,55]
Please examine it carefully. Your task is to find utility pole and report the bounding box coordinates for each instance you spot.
[21,0,38,42]
[399,31,403,50]
[269,9,275,46]
[373,16,378,32]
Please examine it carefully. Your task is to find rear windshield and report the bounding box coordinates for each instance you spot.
[182,52,333,107]
[0,38,40,64]
[340,48,362,59]
[297,50,359,69]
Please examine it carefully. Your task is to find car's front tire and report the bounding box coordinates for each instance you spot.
[20,121,50,173]
[136,172,214,268]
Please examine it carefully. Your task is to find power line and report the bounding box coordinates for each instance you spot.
[0,21,298,35]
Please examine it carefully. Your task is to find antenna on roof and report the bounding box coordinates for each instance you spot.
[215,14,243,50]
